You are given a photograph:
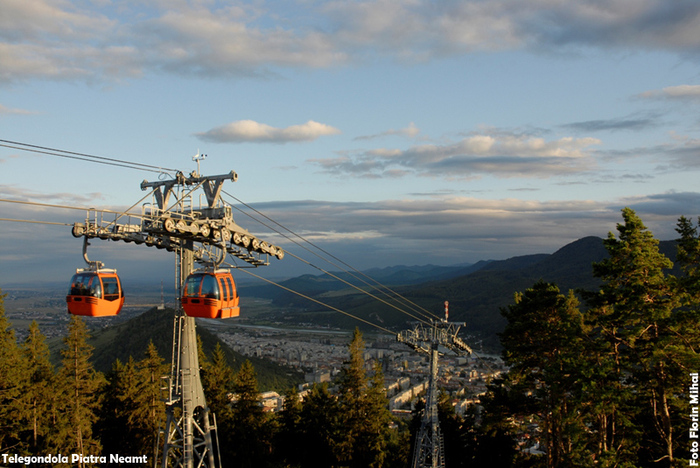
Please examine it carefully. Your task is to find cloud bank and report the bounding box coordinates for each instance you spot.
[2,0,700,84]
[311,132,601,179]
[1,187,697,283]
[245,191,697,269]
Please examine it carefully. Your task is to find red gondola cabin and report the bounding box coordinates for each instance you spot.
[66,269,124,317]
[181,270,240,319]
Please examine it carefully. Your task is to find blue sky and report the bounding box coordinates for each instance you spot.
[2,0,700,285]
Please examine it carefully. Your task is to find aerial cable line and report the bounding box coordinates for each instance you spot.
[281,249,433,325]
[0,142,156,173]
[224,193,439,324]
[102,188,158,229]
[222,190,441,322]
[0,140,436,319]
[221,191,435,324]
[0,198,148,220]
[237,267,395,335]
[0,139,440,326]
[0,217,72,226]
[0,139,178,174]
[0,198,92,212]
[0,215,396,334]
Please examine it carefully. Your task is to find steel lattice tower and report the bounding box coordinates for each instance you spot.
[160,243,218,468]
[69,165,283,468]
[397,302,472,468]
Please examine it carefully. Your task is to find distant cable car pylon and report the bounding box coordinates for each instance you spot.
[397,302,472,468]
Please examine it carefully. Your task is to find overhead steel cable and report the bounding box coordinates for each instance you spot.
[221,191,436,324]
[222,190,441,322]
[0,198,148,220]
[0,139,440,321]
[101,188,158,229]
[237,267,395,335]
[0,139,178,174]
[0,217,72,226]
[281,249,433,325]
[0,139,441,332]
[1,211,397,335]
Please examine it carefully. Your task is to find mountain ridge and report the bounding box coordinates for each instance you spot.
[247,236,680,350]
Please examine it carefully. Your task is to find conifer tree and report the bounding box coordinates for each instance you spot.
[0,289,27,453]
[200,342,235,463]
[20,321,54,454]
[131,341,167,461]
[51,315,105,466]
[669,216,700,462]
[97,358,140,455]
[298,383,343,467]
[201,342,234,424]
[337,328,391,468]
[589,208,679,466]
[230,359,271,468]
[275,386,303,467]
[500,281,589,467]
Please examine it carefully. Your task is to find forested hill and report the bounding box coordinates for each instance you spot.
[250,236,680,349]
[84,307,302,391]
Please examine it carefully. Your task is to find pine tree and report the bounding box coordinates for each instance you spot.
[500,281,590,467]
[337,328,391,468]
[669,216,700,463]
[274,386,303,467]
[230,359,271,468]
[589,208,679,467]
[298,383,343,468]
[200,342,235,463]
[19,321,54,454]
[0,289,27,453]
[201,342,235,424]
[51,315,105,466]
[97,358,140,456]
[131,341,167,461]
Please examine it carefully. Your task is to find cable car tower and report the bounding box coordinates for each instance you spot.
[397,302,472,468]
[70,159,283,468]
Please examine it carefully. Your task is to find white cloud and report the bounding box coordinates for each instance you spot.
[312,132,601,179]
[1,1,700,83]
[245,193,690,268]
[195,120,341,144]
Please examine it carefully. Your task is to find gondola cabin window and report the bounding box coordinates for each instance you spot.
[201,274,219,299]
[66,270,124,317]
[181,271,240,319]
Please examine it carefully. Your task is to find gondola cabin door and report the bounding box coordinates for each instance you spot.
[66,269,124,317]
[181,271,240,319]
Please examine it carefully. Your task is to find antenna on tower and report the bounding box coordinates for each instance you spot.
[193,150,207,176]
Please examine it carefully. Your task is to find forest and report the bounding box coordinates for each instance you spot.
[0,208,699,468]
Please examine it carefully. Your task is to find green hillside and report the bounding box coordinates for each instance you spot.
[80,307,303,392]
